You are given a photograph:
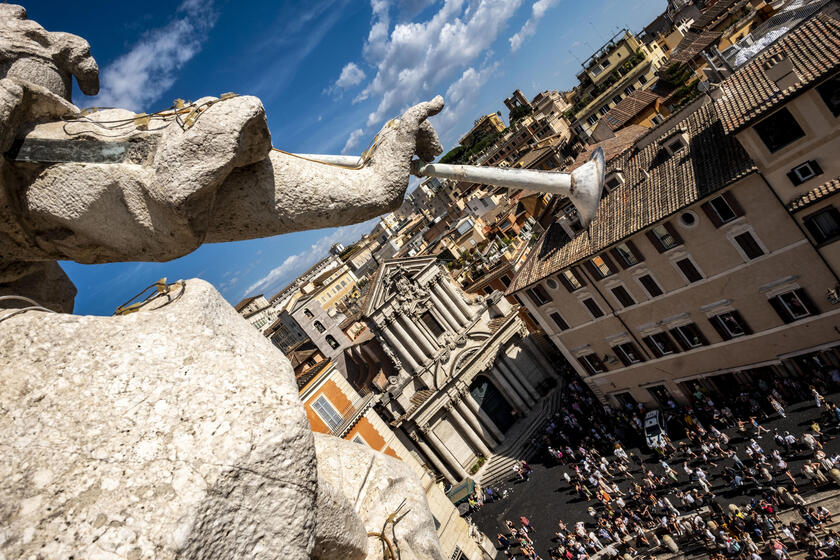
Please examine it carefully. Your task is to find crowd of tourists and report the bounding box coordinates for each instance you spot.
[485,367,840,560]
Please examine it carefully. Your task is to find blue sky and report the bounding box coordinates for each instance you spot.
[30,0,665,315]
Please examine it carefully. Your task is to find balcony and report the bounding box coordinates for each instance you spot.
[331,392,377,438]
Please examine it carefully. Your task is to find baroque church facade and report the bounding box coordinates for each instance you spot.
[362,256,557,483]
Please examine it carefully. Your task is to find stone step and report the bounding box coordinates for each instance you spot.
[478,389,563,486]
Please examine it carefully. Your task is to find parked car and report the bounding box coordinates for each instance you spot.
[644,410,668,450]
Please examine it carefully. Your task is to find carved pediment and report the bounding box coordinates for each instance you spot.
[364,256,439,316]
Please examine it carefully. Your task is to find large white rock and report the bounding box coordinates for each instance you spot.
[0,280,318,559]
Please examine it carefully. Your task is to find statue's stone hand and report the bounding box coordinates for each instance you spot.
[364,96,443,207]
[0,4,99,99]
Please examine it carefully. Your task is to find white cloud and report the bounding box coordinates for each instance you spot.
[243,220,376,297]
[92,0,217,111]
[436,63,499,132]
[356,0,524,128]
[336,62,367,88]
[509,0,560,52]
[341,128,366,154]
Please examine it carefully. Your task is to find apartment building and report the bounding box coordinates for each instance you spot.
[234,294,277,333]
[568,29,668,139]
[508,10,840,409]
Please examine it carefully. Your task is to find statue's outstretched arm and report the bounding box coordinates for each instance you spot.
[205,97,443,242]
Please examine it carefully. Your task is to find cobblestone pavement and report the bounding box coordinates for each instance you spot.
[471,393,840,559]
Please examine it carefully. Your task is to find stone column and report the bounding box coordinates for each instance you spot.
[523,337,556,378]
[463,391,505,442]
[398,313,436,357]
[491,367,529,413]
[390,316,428,367]
[440,275,473,322]
[381,324,420,372]
[432,280,469,327]
[428,289,461,332]
[447,402,492,457]
[502,354,540,402]
[455,396,499,449]
[411,429,457,484]
[425,426,469,481]
[496,359,536,408]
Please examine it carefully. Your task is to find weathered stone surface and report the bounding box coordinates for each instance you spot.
[314,434,444,560]
[0,280,318,559]
[0,259,75,312]
[312,478,368,560]
[0,3,99,99]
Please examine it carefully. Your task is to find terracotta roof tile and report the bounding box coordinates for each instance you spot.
[572,125,648,168]
[716,12,840,134]
[669,30,723,65]
[508,103,756,294]
[603,90,662,131]
[788,177,840,212]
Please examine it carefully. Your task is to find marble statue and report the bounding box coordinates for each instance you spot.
[0,4,448,559]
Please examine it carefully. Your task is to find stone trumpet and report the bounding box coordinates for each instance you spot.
[295,147,606,227]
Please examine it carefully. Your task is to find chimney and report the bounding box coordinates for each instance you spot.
[762,53,800,91]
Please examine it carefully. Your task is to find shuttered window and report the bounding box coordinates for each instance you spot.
[669,323,708,350]
[708,311,751,340]
[646,222,683,252]
[582,298,605,319]
[612,342,645,366]
[549,312,570,331]
[641,332,678,357]
[578,353,606,375]
[610,240,644,269]
[700,192,744,227]
[768,289,818,324]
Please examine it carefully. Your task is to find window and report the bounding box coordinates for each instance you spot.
[599,105,610,116]
[605,172,624,191]
[600,59,611,70]
[667,137,685,154]
[733,231,765,259]
[753,107,805,152]
[303,308,314,318]
[578,353,606,375]
[612,95,623,104]
[642,332,678,357]
[646,222,682,252]
[526,285,551,306]
[817,73,840,117]
[546,278,559,290]
[500,274,512,288]
[559,269,585,292]
[638,74,648,85]
[550,312,570,331]
[582,297,605,319]
[325,334,340,349]
[805,207,840,245]
[587,114,599,126]
[669,323,707,350]
[421,311,446,337]
[482,286,494,295]
[709,311,751,340]
[675,258,703,283]
[613,342,644,366]
[638,274,663,298]
[651,114,665,125]
[769,289,817,323]
[587,254,615,278]
[624,84,635,95]
[701,192,743,226]
[787,160,824,186]
[313,320,326,333]
[611,241,643,268]
[611,285,636,307]
[313,396,343,431]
